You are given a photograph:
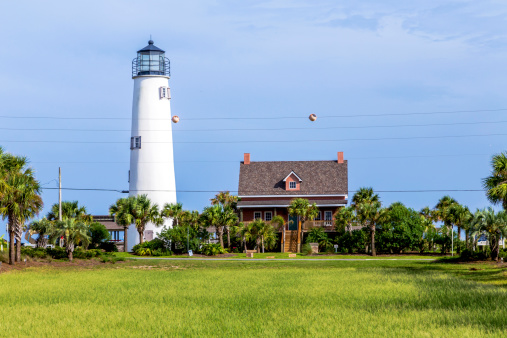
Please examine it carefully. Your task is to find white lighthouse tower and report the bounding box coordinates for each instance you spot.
[127,40,177,251]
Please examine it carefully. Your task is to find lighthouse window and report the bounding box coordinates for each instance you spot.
[130,136,141,149]
[159,87,171,99]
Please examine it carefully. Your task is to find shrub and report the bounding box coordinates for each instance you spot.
[301,243,313,256]
[152,248,172,256]
[21,247,48,259]
[201,243,225,256]
[460,249,490,261]
[99,241,119,252]
[46,247,67,259]
[88,222,111,249]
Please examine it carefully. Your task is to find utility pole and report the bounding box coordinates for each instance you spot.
[59,167,62,221]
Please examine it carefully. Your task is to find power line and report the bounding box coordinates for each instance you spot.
[1,119,506,132]
[2,132,505,144]
[41,187,485,194]
[1,108,506,121]
[29,153,491,165]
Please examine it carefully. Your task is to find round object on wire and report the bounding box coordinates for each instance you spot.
[172,115,180,123]
[309,114,317,121]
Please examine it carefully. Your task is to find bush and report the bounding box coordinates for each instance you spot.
[46,247,67,259]
[21,247,48,259]
[460,248,490,261]
[132,239,170,256]
[301,243,313,256]
[98,241,118,252]
[88,222,111,249]
[200,243,225,256]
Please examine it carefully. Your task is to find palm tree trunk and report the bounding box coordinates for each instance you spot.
[227,226,231,248]
[218,227,224,248]
[457,226,461,254]
[262,235,265,253]
[138,230,144,244]
[371,225,376,256]
[8,229,15,265]
[15,223,22,262]
[124,226,128,253]
[243,236,247,253]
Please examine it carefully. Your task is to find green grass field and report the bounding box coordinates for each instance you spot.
[1,259,506,336]
[113,251,437,259]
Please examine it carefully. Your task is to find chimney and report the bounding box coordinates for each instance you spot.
[244,153,250,165]
[337,152,344,164]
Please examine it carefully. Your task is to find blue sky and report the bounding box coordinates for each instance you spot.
[1,0,507,237]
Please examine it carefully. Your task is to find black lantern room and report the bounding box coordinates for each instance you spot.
[132,40,170,77]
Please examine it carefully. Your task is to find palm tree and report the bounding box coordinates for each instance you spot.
[334,206,356,232]
[448,204,472,253]
[180,210,201,230]
[0,153,43,264]
[131,195,162,244]
[162,202,184,227]
[109,197,135,252]
[356,201,387,256]
[288,198,319,253]
[483,152,507,209]
[252,219,277,253]
[50,218,91,261]
[47,200,92,222]
[271,215,285,252]
[27,218,53,248]
[211,191,239,209]
[351,187,379,208]
[201,205,223,247]
[237,221,255,253]
[471,208,507,261]
[433,196,459,253]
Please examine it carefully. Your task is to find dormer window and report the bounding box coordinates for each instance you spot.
[283,170,302,191]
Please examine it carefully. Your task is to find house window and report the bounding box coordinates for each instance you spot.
[265,211,272,222]
[289,181,297,189]
[130,136,141,149]
[159,86,171,99]
[315,212,321,221]
[254,212,262,220]
[324,211,332,226]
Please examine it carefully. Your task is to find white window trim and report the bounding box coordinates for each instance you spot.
[264,211,273,222]
[289,181,297,189]
[159,86,171,100]
[283,170,303,182]
[324,211,333,226]
[253,211,262,220]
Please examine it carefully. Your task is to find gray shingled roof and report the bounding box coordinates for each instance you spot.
[238,160,348,196]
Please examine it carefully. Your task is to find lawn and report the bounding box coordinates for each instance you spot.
[113,251,437,259]
[1,260,506,336]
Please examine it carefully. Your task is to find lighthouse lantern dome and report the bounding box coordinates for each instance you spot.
[132,40,170,77]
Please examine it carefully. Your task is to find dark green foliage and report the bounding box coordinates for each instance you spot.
[305,228,333,250]
[336,229,367,253]
[88,222,111,248]
[376,203,425,254]
[20,247,48,259]
[21,246,111,260]
[132,239,171,256]
[200,243,225,256]
[46,247,67,259]
[301,243,313,256]
[158,225,209,254]
[459,249,490,261]
[98,241,118,252]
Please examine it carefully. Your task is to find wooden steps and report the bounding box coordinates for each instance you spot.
[284,231,298,253]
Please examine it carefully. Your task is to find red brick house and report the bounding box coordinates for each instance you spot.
[237,152,348,252]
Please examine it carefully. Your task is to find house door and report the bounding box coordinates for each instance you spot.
[288,215,298,230]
